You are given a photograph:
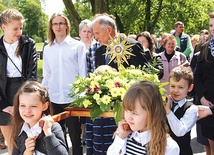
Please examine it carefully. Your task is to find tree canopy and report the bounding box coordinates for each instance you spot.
[0,0,48,42]
[63,0,214,37]
[0,0,214,41]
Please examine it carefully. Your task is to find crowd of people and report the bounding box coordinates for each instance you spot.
[0,7,214,155]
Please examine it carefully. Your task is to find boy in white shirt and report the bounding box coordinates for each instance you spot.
[165,65,198,155]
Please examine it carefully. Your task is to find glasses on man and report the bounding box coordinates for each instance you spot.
[52,22,66,27]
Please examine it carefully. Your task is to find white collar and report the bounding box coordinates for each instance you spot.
[173,98,186,108]
[130,130,151,146]
[19,121,42,138]
[53,36,71,45]
[3,39,19,50]
[19,114,46,137]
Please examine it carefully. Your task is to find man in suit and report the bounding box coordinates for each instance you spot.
[93,16,149,70]
[86,14,151,155]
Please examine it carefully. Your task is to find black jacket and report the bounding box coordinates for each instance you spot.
[0,35,37,109]
[194,42,214,103]
[12,123,68,155]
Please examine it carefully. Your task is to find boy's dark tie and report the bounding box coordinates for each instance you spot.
[171,101,178,112]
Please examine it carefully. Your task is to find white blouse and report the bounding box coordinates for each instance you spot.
[3,39,22,78]
[107,130,180,155]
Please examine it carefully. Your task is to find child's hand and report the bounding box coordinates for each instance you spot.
[116,119,132,139]
[23,136,36,155]
[164,95,172,114]
[39,115,54,136]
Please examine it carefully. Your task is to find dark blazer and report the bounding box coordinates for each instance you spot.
[0,35,37,109]
[95,38,149,70]
[194,43,214,103]
[12,123,68,155]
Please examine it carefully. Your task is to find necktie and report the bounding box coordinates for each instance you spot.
[171,101,178,112]
[105,54,110,65]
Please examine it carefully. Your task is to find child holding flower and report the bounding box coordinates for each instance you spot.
[107,81,179,155]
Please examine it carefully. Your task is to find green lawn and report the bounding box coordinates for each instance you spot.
[36,42,44,82]
[36,42,44,51]
[37,59,43,82]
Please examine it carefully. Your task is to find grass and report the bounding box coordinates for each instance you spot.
[36,42,44,51]
[36,42,44,82]
[37,59,43,82]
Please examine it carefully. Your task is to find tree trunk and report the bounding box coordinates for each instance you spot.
[62,0,82,32]
[145,0,151,32]
[94,0,108,14]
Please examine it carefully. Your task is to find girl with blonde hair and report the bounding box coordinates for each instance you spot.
[107,81,179,155]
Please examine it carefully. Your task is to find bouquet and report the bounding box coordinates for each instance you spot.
[69,65,168,124]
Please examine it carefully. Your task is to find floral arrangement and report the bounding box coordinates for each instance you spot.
[69,65,168,124]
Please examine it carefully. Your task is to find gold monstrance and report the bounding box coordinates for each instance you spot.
[103,34,136,70]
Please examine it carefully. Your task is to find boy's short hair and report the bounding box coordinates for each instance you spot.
[169,65,193,87]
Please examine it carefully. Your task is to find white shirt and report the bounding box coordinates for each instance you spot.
[167,98,198,136]
[42,36,87,103]
[107,130,180,155]
[20,122,44,155]
[3,40,22,77]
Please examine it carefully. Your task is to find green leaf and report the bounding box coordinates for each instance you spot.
[100,102,111,112]
[90,104,103,121]
[113,100,123,125]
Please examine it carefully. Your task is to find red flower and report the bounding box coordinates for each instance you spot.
[87,88,93,94]
[94,86,100,92]
[115,82,120,87]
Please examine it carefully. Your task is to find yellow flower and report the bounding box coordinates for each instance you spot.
[106,79,115,89]
[90,81,99,90]
[74,88,79,94]
[83,99,92,108]
[110,88,119,97]
[93,93,100,100]
[74,79,80,85]
[94,75,102,81]
[144,73,151,80]
[118,87,126,96]
[101,95,111,105]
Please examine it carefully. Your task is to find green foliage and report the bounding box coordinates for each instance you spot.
[0,3,6,13]
[32,35,42,43]
[63,0,93,37]
[0,3,6,36]
[1,0,214,43]
[0,0,48,42]
[64,0,214,36]
[37,59,43,82]
[107,0,214,36]
[19,0,48,41]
